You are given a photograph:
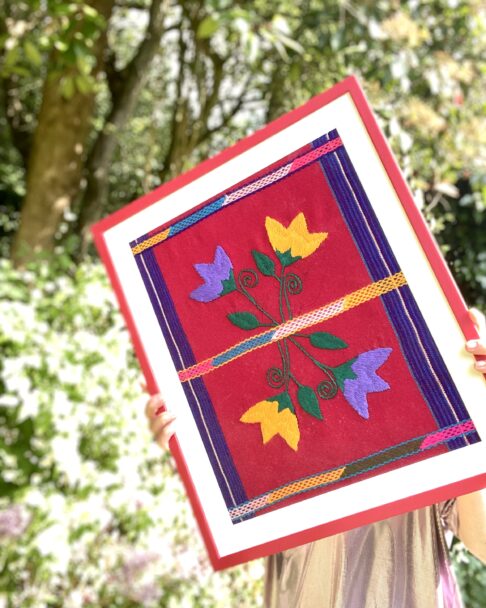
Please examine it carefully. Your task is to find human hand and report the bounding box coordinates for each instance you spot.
[466,308,486,374]
[144,393,176,451]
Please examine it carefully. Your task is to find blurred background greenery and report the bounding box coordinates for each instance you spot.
[0,0,485,606]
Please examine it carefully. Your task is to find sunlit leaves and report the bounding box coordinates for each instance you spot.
[197,16,220,39]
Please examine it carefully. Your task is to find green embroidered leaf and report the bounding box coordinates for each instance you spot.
[227,312,260,330]
[252,250,275,276]
[270,392,294,413]
[333,359,358,391]
[297,386,323,420]
[309,332,348,350]
[276,249,301,267]
[220,270,236,295]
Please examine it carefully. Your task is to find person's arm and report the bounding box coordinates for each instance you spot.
[455,308,486,563]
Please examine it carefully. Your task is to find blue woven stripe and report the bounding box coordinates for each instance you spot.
[314,130,472,450]
[169,196,226,237]
[128,138,343,251]
[136,248,248,507]
[213,332,275,367]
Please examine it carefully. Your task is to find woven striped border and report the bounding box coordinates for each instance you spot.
[134,246,249,509]
[228,419,476,521]
[178,272,406,382]
[132,128,481,523]
[130,138,342,255]
[315,130,477,450]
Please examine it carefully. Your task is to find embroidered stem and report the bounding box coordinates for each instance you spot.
[274,268,301,321]
[266,365,285,388]
[288,370,303,388]
[288,336,334,373]
[276,266,294,393]
[278,267,286,324]
[275,341,291,393]
[283,338,292,393]
[317,371,338,399]
[236,269,279,325]
[288,337,338,399]
[281,266,294,322]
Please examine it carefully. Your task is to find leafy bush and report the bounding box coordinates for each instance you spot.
[0,257,263,607]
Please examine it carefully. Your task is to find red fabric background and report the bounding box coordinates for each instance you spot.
[151,151,441,501]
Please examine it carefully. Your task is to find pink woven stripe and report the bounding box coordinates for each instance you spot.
[179,359,214,382]
[289,137,342,171]
[273,300,345,340]
[229,496,268,519]
[224,164,292,205]
[420,420,475,450]
[221,138,342,208]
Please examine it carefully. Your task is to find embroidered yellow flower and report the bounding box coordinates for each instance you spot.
[265,212,328,265]
[240,400,300,450]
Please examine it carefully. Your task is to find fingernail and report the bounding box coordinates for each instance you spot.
[155,405,166,417]
[467,340,478,349]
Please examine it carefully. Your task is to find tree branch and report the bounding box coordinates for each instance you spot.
[158,25,187,180]
[76,0,167,244]
[0,77,32,169]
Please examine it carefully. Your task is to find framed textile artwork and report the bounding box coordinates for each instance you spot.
[93,76,486,570]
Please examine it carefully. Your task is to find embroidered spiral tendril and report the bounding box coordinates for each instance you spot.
[285,273,302,295]
[266,367,285,388]
[317,371,338,400]
[238,269,259,289]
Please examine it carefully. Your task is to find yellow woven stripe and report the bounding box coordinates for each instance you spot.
[131,228,170,255]
[179,272,408,381]
[343,271,406,311]
[265,467,346,504]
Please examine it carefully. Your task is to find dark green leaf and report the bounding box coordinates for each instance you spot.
[270,391,294,413]
[276,249,301,267]
[297,386,322,420]
[309,332,348,350]
[227,311,260,329]
[220,270,236,295]
[252,250,275,276]
[332,359,357,390]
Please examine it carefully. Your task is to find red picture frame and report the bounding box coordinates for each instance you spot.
[92,76,486,570]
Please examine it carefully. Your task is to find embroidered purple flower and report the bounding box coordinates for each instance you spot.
[334,348,392,419]
[190,245,236,302]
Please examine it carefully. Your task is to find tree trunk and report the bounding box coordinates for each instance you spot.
[76,0,166,251]
[11,0,114,265]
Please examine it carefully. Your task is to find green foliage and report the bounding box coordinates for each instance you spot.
[0,258,264,606]
[452,541,486,608]
[1,1,105,98]
[197,16,220,39]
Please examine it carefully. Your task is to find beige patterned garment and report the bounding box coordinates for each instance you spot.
[264,502,463,608]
